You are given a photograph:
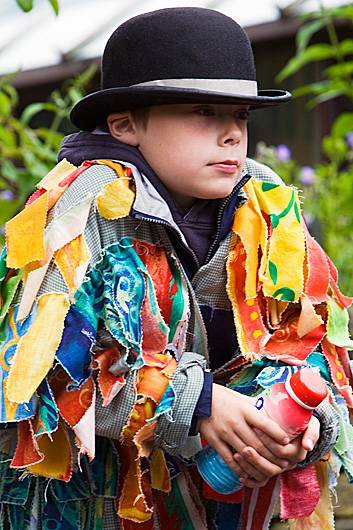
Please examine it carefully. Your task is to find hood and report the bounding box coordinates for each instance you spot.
[59,131,152,174]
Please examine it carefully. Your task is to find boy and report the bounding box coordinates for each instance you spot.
[0,7,350,530]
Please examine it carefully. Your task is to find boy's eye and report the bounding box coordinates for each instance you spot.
[195,107,215,116]
[235,110,250,121]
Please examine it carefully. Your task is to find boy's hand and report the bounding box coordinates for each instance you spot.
[233,415,320,488]
[198,384,290,477]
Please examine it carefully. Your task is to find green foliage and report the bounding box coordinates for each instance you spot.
[277,5,353,106]
[0,64,97,245]
[16,0,59,15]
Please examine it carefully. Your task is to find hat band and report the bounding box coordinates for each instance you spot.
[132,78,258,97]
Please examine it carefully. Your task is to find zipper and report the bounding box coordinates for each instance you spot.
[133,211,201,269]
[205,174,250,263]
[133,210,209,357]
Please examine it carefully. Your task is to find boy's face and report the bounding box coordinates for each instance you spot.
[110,103,248,209]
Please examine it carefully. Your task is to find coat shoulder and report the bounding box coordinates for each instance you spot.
[244,157,284,185]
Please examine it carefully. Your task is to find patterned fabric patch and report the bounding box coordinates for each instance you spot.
[0,451,32,505]
[132,240,187,348]
[42,488,81,530]
[256,365,300,388]
[55,303,97,385]
[50,368,95,459]
[32,378,59,436]
[226,242,270,360]
[0,305,37,422]
[0,250,23,340]
[93,347,126,407]
[87,239,146,358]
[246,179,305,302]
[321,339,353,407]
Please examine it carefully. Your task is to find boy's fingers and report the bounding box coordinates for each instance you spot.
[301,416,320,452]
[240,476,269,489]
[254,429,308,464]
[232,459,249,480]
[237,446,284,480]
[239,442,289,469]
[232,420,289,462]
[208,439,239,474]
[249,410,289,445]
[234,452,268,482]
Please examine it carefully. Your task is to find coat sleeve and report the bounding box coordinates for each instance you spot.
[95,351,206,456]
[297,399,340,467]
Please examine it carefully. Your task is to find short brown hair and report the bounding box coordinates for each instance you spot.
[131,107,150,129]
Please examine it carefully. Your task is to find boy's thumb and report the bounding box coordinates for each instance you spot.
[301,415,320,452]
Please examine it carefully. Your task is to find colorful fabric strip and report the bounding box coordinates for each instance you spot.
[7,293,70,404]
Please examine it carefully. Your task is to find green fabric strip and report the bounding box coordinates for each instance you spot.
[327,297,353,349]
[0,268,23,341]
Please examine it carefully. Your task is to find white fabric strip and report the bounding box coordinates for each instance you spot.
[133,78,258,96]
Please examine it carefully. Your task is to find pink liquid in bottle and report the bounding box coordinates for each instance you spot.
[256,367,328,439]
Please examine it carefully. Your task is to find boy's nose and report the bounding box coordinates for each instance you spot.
[218,118,243,146]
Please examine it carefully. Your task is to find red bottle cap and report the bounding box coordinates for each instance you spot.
[289,368,328,409]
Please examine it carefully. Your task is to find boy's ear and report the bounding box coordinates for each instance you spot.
[107,112,139,146]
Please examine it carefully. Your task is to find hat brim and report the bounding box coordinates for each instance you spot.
[70,85,292,131]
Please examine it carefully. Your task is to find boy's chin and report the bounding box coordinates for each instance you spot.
[202,184,240,200]
[197,191,233,201]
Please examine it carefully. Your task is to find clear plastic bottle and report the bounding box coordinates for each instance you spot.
[195,367,328,494]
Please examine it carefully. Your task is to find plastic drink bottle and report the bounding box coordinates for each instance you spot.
[196,367,328,494]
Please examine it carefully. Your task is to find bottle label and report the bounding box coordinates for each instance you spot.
[255,396,264,410]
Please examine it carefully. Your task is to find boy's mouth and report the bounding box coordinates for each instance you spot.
[208,160,240,173]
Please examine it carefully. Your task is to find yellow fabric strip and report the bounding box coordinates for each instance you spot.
[6,293,69,403]
[54,234,91,302]
[97,160,126,177]
[29,421,72,482]
[6,192,49,269]
[36,158,77,190]
[232,199,266,300]
[17,196,93,321]
[242,179,269,284]
[150,448,171,492]
[242,179,305,302]
[96,179,135,220]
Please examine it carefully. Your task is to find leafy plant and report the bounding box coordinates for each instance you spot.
[0,64,97,244]
[277,3,353,108]
[16,0,59,15]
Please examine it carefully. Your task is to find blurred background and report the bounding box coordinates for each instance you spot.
[1,0,353,295]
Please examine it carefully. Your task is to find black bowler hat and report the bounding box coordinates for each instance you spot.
[70,7,291,131]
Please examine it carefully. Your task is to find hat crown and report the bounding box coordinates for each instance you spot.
[102,7,256,90]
